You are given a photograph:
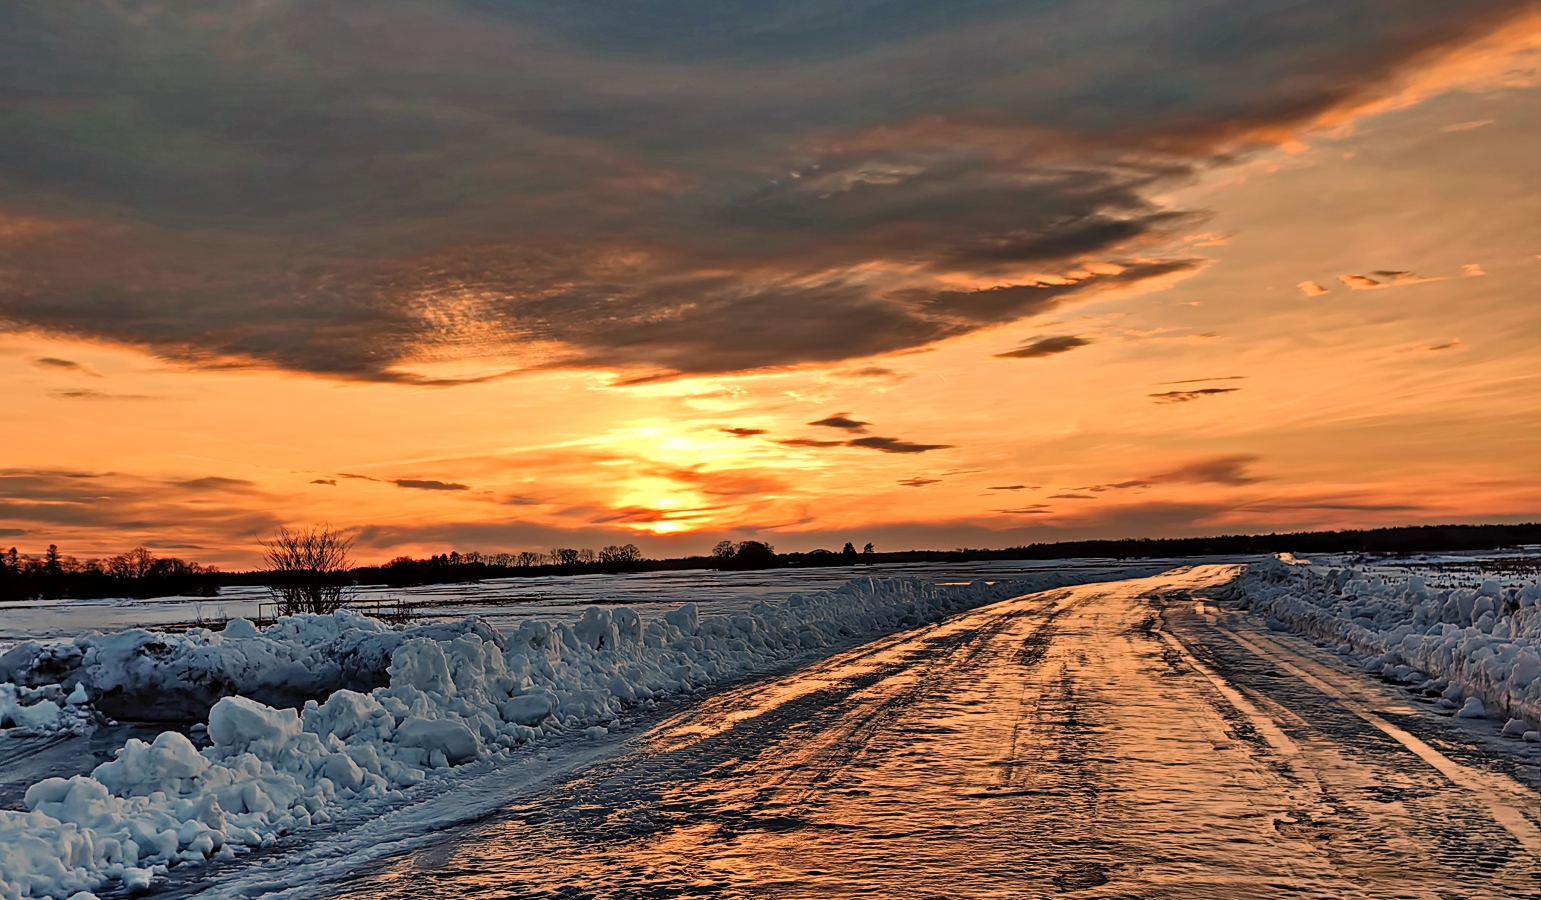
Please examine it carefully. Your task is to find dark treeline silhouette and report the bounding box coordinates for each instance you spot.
[4,524,1536,601]
[0,545,220,602]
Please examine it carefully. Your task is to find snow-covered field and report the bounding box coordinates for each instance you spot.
[0,564,1158,900]
[1218,550,1541,736]
[0,559,1146,649]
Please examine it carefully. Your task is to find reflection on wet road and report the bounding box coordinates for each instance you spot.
[330,567,1540,899]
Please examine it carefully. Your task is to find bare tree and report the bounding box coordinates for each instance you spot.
[261,525,353,616]
[549,548,582,566]
[599,543,643,564]
[516,551,546,567]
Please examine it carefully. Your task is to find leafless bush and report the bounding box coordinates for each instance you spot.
[261,525,354,616]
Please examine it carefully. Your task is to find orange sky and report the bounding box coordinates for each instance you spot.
[2,6,1538,567]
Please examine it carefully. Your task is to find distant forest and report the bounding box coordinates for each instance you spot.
[3,523,1538,603]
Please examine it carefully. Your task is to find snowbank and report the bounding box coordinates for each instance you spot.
[0,571,1116,899]
[1220,556,1541,728]
[0,614,505,725]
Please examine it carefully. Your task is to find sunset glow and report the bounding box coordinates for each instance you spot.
[2,2,1537,567]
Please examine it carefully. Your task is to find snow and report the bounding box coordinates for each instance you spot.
[1220,554,1541,730]
[0,570,1122,899]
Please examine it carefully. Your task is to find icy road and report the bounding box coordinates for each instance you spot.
[185,566,1541,899]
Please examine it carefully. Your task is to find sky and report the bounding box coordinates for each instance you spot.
[2,1,1538,567]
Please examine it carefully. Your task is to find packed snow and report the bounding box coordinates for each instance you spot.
[0,570,1125,899]
[1221,554,1541,731]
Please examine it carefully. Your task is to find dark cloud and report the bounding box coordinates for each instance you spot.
[846,436,953,454]
[0,529,26,538]
[720,427,767,437]
[33,357,98,376]
[995,335,1091,359]
[339,473,379,481]
[809,414,870,432]
[311,479,337,486]
[898,477,941,488]
[392,479,471,492]
[1149,387,1240,403]
[997,505,1052,515]
[988,485,1029,491]
[0,2,1520,381]
[1155,455,1261,486]
[844,367,899,378]
[1049,493,1096,499]
[778,434,952,453]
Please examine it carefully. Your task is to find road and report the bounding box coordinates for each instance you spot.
[208,566,1541,898]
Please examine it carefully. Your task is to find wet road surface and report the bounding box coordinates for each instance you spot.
[227,566,1541,898]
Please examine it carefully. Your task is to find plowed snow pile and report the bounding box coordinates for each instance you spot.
[0,571,1116,899]
[1224,556,1541,732]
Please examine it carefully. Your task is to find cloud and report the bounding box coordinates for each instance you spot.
[1338,270,1445,291]
[995,335,1091,359]
[391,479,471,492]
[720,427,767,437]
[996,505,1052,515]
[1149,387,1241,403]
[0,468,282,551]
[1157,376,1245,385]
[47,389,153,400]
[0,529,25,538]
[172,477,256,492]
[33,357,99,376]
[311,479,338,485]
[1297,281,1330,296]
[1462,263,1486,277]
[0,2,1523,381]
[1155,455,1262,486]
[988,485,1028,491]
[1443,119,1495,131]
[1049,493,1096,499]
[1426,339,1462,351]
[846,436,954,454]
[778,434,953,454]
[808,414,869,432]
[898,477,941,488]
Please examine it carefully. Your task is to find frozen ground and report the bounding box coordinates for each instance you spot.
[157,565,1541,899]
[0,559,1172,650]
[0,564,1161,899]
[4,554,1539,899]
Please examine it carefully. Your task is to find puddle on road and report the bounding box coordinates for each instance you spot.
[324,567,1534,899]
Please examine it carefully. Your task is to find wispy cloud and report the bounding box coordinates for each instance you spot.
[391,479,471,492]
[995,335,1091,359]
[1149,387,1241,403]
[808,414,870,432]
[33,357,100,376]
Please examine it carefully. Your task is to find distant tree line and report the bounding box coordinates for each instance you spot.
[359,544,649,587]
[0,544,220,602]
[6,523,1536,602]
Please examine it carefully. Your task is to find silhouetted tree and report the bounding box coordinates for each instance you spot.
[549,548,582,566]
[599,544,643,564]
[841,542,858,561]
[262,526,353,615]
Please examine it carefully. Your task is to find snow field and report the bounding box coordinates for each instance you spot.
[0,571,1110,899]
[1221,556,1541,731]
